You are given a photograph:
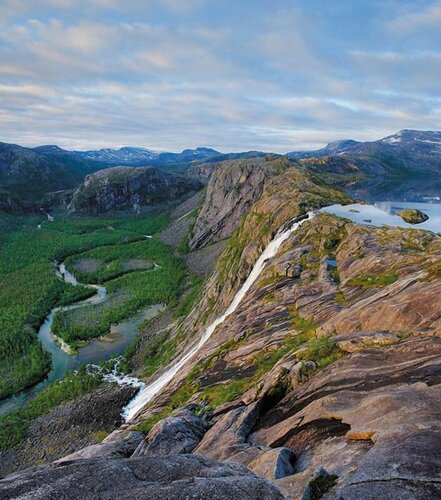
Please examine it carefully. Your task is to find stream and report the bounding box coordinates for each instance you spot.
[0,262,164,416]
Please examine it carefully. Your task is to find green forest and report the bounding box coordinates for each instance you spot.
[0,212,171,400]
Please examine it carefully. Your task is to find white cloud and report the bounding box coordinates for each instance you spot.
[0,1,439,152]
[389,1,441,31]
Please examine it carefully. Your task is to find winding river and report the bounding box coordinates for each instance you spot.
[0,262,163,416]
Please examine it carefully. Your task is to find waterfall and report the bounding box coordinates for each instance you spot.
[123,211,315,421]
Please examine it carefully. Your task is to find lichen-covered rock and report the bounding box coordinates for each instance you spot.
[0,455,284,500]
[335,331,401,353]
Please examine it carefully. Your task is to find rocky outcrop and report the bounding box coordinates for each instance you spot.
[188,157,277,250]
[254,337,441,499]
[186,162,218,183]
[0,455,283,499]
[68,166,202,214]
[397,208,429,224]
[334,331,401,352]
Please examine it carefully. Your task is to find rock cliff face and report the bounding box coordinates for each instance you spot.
[68,166,202,214]
[188,157,278,250]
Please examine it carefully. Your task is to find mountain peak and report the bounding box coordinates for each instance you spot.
[33,145,66,154]
[180,147,220,155]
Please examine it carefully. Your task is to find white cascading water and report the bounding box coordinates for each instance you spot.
[123,211,315,421]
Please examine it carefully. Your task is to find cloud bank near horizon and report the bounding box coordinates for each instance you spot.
[0,0,440,153]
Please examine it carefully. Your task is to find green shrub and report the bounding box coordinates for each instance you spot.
[348,272,398,288]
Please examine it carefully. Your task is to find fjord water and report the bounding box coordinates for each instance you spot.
[321,201,441,233]
[0,264,163,416]
[123,212,315,421]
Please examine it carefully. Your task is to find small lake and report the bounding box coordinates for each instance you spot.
[0,262,164,416]
[321,201,441,233]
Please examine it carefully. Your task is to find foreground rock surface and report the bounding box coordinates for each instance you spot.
[0,455,283,500]
[126,212,441,499]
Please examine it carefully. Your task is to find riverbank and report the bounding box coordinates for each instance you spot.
[0,213,180,414]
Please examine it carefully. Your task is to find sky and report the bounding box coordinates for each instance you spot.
[0,0,440,153]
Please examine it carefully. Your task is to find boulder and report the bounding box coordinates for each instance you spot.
[275,262,302,278]
[396,209,429,224]
[194,403,263,465]
[132,407,209,457]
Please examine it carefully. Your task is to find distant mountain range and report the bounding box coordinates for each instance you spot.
[1,129,441,212]
[0,141,266,212]
[74,146,220,166]
[0,142,100,212]
[73,146,267,169]
[289,129,441,175]
[288,130,441,200]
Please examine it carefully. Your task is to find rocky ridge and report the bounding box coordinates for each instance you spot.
[188,157,278,250]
